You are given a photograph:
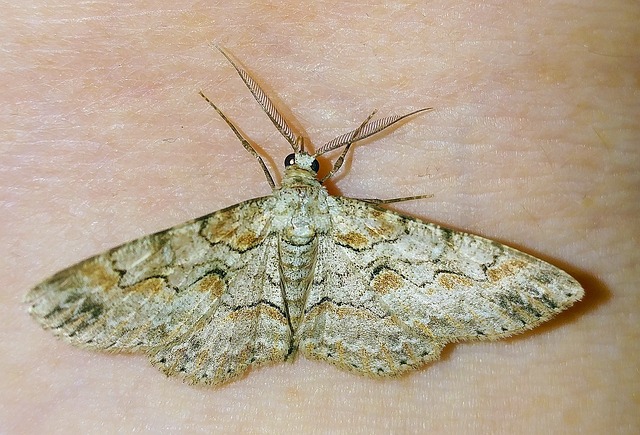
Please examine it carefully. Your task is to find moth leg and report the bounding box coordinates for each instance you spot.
[199,91,275,189]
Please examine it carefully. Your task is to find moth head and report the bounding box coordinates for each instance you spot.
[284,153,320,174]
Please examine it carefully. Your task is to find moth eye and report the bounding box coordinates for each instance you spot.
[311,159,320,173]
[284,153,296,167]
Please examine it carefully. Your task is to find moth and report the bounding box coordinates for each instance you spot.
[27,48,584,386]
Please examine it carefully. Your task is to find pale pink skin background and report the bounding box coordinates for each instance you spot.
[1,1,638,433]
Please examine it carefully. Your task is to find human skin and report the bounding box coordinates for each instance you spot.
[1,0,638,433]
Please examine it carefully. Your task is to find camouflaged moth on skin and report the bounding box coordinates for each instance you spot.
[26,48,584,386]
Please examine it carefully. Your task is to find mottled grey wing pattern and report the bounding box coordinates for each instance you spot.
[27,196,292,385]
[26,48,584,387]
[298,196,583,377]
